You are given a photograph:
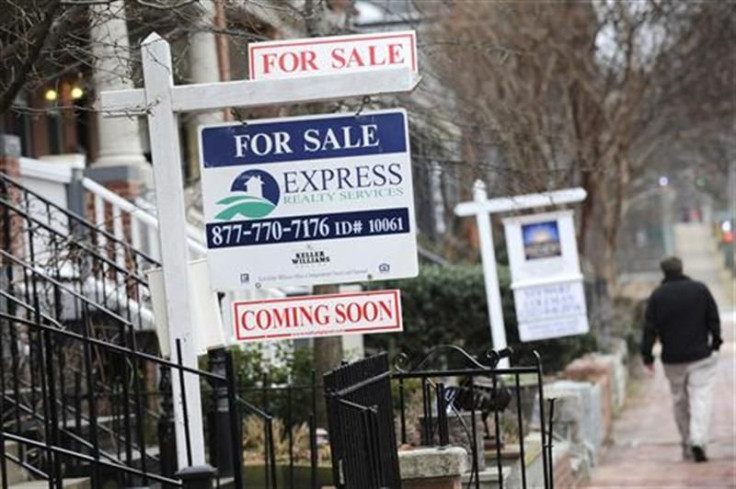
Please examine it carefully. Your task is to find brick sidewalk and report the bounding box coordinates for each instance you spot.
[584,307,736,489]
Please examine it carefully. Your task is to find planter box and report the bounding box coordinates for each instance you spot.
[242,464,333,489]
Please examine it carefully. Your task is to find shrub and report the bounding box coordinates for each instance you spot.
[364,264,597,373]
[201,343,316,427]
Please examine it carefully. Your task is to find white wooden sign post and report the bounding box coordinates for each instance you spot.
[99,32,419,469]
[455,180,587,368]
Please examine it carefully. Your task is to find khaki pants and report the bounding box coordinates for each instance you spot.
[663,354,719,448]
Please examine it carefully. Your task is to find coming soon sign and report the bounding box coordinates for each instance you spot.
[232,290,402,342]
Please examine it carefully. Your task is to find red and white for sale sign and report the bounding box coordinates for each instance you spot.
[248,31,417,80]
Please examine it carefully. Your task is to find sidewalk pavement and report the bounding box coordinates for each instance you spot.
[584,302,736,488]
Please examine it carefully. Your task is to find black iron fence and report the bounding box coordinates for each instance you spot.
[324,347,557,489]
[0,173,158,333]
[0,268,246,489]
[0,248,246,488]
[235,371,330,489]
[235,346,558,489]
[324,353,399,489]
[0,174,247,489]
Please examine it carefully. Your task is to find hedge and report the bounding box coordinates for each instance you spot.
[364,264,597,373]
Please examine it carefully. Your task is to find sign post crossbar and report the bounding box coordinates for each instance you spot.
[98,32,419,469]
[101,68,419,116]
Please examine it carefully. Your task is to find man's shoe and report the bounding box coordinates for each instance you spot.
[691,445,708,462]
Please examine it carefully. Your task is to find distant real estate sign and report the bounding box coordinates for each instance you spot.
[232,290,402,342]
[199,109,418,291]
[248,31,417,80]
[502,210,589,342]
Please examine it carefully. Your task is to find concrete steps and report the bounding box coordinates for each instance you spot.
[3,442,91,489]
[674,223,735,305]
[9,479,90,489]
[460,437,546,489]
[3,441,30,486]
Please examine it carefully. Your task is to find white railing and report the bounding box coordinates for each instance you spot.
[81,177,207,264]
[133,195,208,256]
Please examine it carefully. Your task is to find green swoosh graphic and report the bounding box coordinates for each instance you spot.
[215,200,276,220]
[216,194,263,205]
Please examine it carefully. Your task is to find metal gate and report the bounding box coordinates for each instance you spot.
[324,353,400,489]
[324,346,557,489]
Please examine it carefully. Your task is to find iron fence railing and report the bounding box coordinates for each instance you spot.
[235,371,328,489]
[0,246,230,485]
[0,261,246,489]
[0,174,247,489]
[323,347,557,489]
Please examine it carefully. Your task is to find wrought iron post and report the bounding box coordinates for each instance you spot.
[176,465,216,489]
[158,367,177,484]
[546,398,557,489]
[207,347,234,477]
[67,166,86,239]
[224,352,244,489]
[436,383,449,447]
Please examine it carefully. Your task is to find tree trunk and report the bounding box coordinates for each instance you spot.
[602,234,620,297]
[578,169,598,255]
[599,155,629,292]
[312,284,343,427]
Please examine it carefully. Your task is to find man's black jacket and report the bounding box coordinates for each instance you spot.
[642,274,722,365]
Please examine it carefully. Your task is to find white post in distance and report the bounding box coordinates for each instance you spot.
[473,181,509,368]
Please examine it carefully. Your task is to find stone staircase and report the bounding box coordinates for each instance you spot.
[674,223,734,306]
[459,438,547,489]
[618,222,735,302]
[3,442,90,489]
[0,173,174,489]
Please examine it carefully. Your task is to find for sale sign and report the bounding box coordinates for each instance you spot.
[248,31,417,80]
[199,109,418,291]
[233,290,402,342]
[502,211,589,342]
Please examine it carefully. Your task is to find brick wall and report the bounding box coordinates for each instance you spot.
[0,136,25,261]
[565,356,615,440]
[85,178,139,235]
[403,476,461,489]
[554,451,577,489]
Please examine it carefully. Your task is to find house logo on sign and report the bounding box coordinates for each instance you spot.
[215,169,280,220]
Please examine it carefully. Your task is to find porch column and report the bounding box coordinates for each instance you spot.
[185,1,223,181]
[88,0,151,194]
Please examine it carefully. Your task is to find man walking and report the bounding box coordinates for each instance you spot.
[641,256,722,462]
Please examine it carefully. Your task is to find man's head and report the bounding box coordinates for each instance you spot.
[660,256,684,278]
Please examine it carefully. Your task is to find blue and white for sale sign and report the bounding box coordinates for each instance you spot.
[199,109,418,291]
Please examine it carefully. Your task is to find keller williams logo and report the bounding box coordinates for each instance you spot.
[292,250,331,265]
